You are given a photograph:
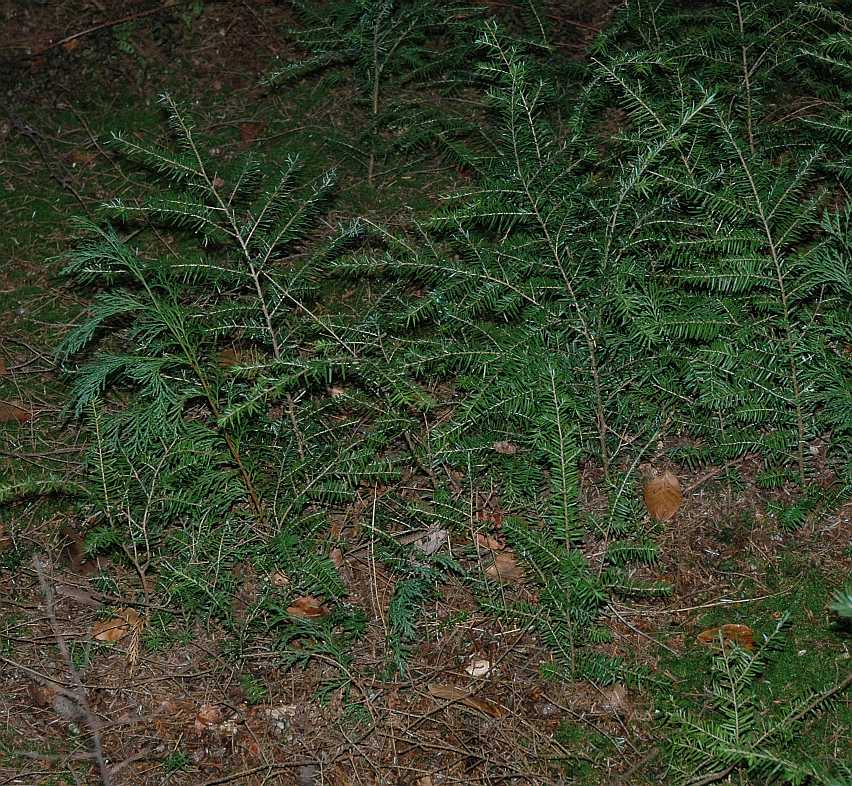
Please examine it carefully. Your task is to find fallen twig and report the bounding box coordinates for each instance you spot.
[33,556,113,786]
[30,6,171,57]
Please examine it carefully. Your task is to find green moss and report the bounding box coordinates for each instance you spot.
[162,749,191,773]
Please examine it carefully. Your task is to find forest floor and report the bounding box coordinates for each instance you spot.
[0,2,849,785]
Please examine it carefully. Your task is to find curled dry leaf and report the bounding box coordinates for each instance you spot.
[427,683,504,718]
[413,526,448,556]
[465,657,493,678]
[484,549,525,583]
[697,623,753,651]
[92,607,141,643]
[0,401,31,423]
[643,470,682,521]
[286,595,327,619]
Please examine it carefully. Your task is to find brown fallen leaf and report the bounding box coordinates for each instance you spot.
[697,623,753,651]
[216,347,240,368]
[474,532,505,551]
[286,595,327,619]
[92,607,141,643]
[413,525,448,556]
[643,470,682,521]
[67,148,96,167]
[0,401,31,423]
[484,549,525,583]
[427,683,504,718]
[238,121,265,148]
[194,702,224,735]
[0,357,6,375]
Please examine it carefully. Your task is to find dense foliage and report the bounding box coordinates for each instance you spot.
[342,4,852,486]
[263,0,486,181]
[10,1,848,782]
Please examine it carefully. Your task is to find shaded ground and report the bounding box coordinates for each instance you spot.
[1,2,849,785]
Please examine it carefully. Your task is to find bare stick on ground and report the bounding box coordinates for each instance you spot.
[33,555,113,786]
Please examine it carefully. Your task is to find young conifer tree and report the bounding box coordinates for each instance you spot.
[264,0,486,181]
[55,95,383,616]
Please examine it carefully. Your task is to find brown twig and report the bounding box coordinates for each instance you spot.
[612,746,661,785]
[196,761,318,786]
[403,429,439,490]
[32,556,113,786]
[30,6,172,57]
[608,603,680,656]
[8,114,94,218]
[684,457,748,493]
